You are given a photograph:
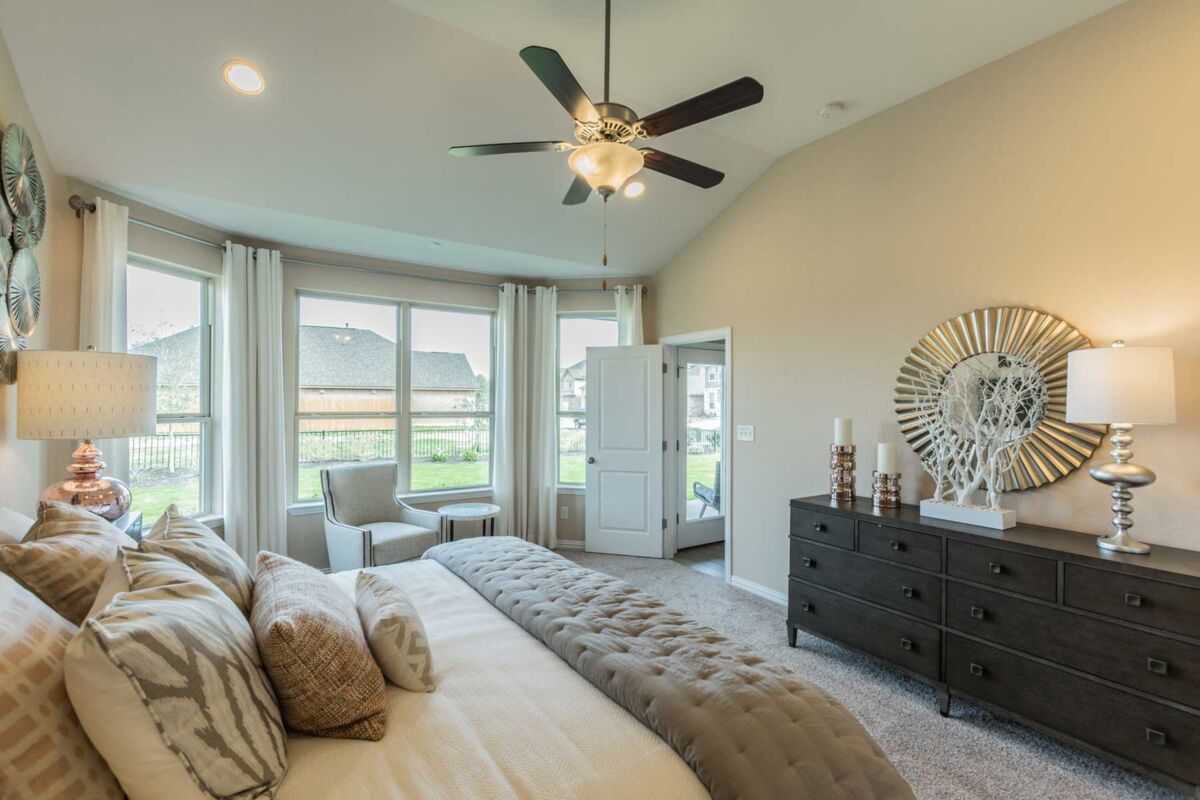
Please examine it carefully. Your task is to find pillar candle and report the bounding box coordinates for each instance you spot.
[834,417,853,446]
[877,443,898,474]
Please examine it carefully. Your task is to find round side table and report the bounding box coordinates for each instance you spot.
[438,502,501,541]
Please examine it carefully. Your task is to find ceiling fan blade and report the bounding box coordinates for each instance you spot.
[636,77,763,137]
[640,149,724,189]
[519,46,600,123]
[562,174,591,205]
[449,141,573,157]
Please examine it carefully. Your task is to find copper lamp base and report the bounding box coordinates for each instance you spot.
[39,439,131,522]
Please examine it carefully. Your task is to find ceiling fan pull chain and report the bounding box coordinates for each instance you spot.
[602,196,609,290]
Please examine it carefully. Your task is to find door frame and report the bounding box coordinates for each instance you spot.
[661,327,732,583]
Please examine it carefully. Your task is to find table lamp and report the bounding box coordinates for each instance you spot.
[17,349,157,521]
[1066,341,1175,554]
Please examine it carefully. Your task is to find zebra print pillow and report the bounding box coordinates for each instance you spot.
[64,548,286,800]
[140,504,253,616]
[356,571,436,692]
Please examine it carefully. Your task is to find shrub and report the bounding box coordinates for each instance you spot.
[687,444,706,455]
[461,448,479,462]
[430,449,449,463]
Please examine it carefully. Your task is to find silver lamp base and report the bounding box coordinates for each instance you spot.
[39,439,132,522]
[1088,423,1154,556]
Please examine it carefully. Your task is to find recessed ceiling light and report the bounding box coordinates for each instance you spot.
[223,60,265,95]
[623,181,645,199]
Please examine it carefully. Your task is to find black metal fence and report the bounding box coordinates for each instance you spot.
[130,433,201,478]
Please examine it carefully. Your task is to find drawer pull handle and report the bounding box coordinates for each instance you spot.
[1124,593,1143,607]
[901,586,914,599]
[1147,658,1168,675]
[970,606,986,620]
[890,540,905,552]
[1145,728,1167,747]
[801,557,814,568]
[899,638,913,651]
[813,522,826,532]
[988,562,1004,575]
[969,662,985,677]
[799,601,813,613]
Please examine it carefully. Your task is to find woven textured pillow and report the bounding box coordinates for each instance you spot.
[0,571,122,800]
[140,504,253,615]
[0,502,135,624]
[356,571,435,692]
[65,548,286,800]
[252,551,387,740]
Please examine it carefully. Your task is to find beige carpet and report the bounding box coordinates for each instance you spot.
[562,549,1183,800]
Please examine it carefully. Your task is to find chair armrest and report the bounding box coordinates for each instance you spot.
[324,517,371,573]
[398,503,443,534]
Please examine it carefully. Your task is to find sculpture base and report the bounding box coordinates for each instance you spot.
[1097,531,1151,555]
[920,499,1015,530]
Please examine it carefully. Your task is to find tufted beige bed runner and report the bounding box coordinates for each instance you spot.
[424,537,914,800]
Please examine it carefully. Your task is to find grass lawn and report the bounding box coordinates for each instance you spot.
[559,452,718,500]
[298,460,490,501]
[130,479,200,525]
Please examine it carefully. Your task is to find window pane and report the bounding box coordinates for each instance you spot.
[410,307,491,414]
[686,363,723,520]
[558,416,586,485]
[410,418,490,491]
[297,417,396,501]
[128,265,204,415]
[298,296,397,413]
[558,317,617,412]
[129,421,205,523]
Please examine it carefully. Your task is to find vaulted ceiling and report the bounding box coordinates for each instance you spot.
[0,0,1122,277]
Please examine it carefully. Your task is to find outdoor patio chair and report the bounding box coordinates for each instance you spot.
[693,461,721,518]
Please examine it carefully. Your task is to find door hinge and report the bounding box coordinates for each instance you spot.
[662,518,667,530]
[676,439,680,451]
[662,363,667,374]
[676,513,680,525]
[677,366,683,377]
[662,440,667,451]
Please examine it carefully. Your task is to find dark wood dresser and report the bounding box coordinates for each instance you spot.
[787,495,1200,796]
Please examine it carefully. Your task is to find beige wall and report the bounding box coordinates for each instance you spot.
[652,0,1200,596]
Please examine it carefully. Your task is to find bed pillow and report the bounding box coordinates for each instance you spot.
[64,548,286,800]
[356,571,435,692]
[0,571,122,800]
[0,506,33,543]
[252,551,387,740]
[0,502,135,624]
[140,504,253,616]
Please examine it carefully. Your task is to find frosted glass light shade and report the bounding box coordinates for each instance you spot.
[568,142,644,194]
[1066,345,1175,425]
[17,350,157,440]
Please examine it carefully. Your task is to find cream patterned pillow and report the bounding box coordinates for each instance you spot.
[356,571,436,692]
[65,549,287,800]
[140,504,253,615]
[0,571,122,800]
[0,502,135,624]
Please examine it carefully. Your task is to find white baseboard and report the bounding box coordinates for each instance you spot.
[555,538,585,550]
[729,575,787,606]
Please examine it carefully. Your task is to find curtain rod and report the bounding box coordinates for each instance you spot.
[68,194,644,294]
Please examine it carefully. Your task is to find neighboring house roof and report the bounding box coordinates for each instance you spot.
[562,359,586,380]
[133,325,478,390]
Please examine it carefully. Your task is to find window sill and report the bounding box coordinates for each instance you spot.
[287,487,495,517]
[556,485,585,496]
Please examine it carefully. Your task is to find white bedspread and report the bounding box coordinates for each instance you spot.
[276,559,709,800]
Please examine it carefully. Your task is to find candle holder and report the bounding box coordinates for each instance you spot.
[872,471,901,509]
[830,444,856,502]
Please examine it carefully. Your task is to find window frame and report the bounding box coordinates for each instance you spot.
[126,255,217,518]
[291,292,495,503]
[555,312,618,488]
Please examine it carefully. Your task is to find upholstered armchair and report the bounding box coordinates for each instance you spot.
[320,462,443,573]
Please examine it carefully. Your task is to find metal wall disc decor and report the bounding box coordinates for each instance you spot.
[894,306,1105,493]
[0,197,11,240]
[12,202,43,249]
[1,124,41,220]
[0,255,21,385]
[7,248,40,337]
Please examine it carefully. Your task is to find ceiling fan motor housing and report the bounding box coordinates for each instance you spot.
[575,102,639,145]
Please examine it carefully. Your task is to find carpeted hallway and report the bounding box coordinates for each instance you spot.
[562,549,1181,800]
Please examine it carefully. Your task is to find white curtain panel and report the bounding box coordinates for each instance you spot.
[615,285,645,345]
[221,244,287,565]
[493,284,558,547]
[78,197,130,481]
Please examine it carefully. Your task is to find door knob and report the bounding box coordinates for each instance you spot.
[586,457,596,464]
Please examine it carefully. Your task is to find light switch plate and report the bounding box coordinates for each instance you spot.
[560,506,568,520]
[736,425,755,442]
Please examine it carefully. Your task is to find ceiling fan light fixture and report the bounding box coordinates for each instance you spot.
[568,142,643,195]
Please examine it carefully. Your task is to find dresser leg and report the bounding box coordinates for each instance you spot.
[787,623,797,648]
[937,686,950,717]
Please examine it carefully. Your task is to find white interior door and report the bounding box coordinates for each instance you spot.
[676,346,725,549]
[584,344,664,557]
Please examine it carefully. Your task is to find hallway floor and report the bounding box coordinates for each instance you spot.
[672,540,724,580]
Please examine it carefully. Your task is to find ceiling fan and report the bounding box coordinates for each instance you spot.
[449,0,764,205]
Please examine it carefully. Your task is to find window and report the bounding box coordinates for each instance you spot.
[126,261,214,523]
[556,315,618,485]
[293,297,493,501]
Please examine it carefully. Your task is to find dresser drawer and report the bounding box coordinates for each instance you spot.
[947,582,1200,710]
[946,540,1057,601]
[858,522,942,573]
[1064,564,1200,641]
[947,635,1200,785]
[791,539,941,622]
[790,580,941,680]
[790,507,854,550]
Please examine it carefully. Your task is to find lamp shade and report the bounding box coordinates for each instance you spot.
[17,350,157,440]
[1065,345,1175,425]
